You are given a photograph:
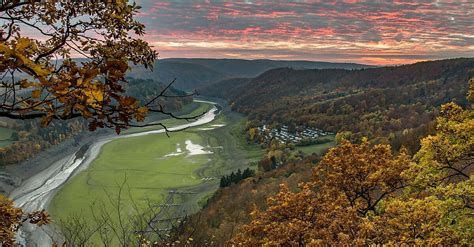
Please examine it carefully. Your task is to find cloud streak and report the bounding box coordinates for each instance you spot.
[136,1,474,65]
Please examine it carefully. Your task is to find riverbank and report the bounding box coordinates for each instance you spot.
[0,130,109,195]
[0,102,202,196]
[1,100,211,246]
[46,100,264,245]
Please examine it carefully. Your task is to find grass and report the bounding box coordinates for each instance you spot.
[187,112,264,179]
[0,127,15,147]
[295,134,337,155]
[48,101,262,244]
[49,131,208,218]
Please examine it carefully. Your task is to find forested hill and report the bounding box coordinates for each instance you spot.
[162,58,373,77]
[127,58,373,90]
[202,58,474,151]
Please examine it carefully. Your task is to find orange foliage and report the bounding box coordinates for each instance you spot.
[0,1,157,133]
[231,80,473,246]
[0,195,50,247]
[232,140,411,246]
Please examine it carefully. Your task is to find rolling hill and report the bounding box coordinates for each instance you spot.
[201,58,474,151]
[127,58,373,91]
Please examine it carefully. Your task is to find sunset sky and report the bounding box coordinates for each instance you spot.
[135,1,474,65]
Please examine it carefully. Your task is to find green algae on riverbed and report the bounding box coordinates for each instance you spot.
[49,131,208,217]
[48,101,264,244]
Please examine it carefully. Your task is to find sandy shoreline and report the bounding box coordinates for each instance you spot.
[0,129,111,195]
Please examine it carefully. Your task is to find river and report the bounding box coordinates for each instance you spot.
[9,100,219,246]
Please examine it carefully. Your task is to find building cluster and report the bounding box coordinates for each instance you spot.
[257,125,332,144]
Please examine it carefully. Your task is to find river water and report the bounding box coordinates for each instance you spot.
[10,100,219,246]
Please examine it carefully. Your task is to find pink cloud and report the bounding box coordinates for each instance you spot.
[112,1,474,65]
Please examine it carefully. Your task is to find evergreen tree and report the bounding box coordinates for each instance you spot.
[236,169,242,181]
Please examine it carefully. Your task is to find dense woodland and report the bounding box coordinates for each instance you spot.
[204,58,474,153]
[0,119,87,165]
[125,78,193,110]
[169,78,473,246]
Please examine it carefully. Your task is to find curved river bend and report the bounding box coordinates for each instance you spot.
[10,100,219,246]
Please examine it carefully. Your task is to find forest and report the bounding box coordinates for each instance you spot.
[204,58,473,153]
[127,58,372,91]
[162,59,474,245]
[0,1,472,246]
[168,78,473,246]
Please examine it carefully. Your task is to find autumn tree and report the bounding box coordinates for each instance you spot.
[0,0,194,134]
[374,78,474,245]
[335,130,352,144]
[232,139,411,245]
[232,79,474,246]
[409,80,473,205]
[0,195,50,247]
[0,1,196,245]
[247,127,258,142]
[409,103,473,187]
[315,138,411,215]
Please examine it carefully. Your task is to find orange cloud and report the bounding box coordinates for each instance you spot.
[120,1,474,65]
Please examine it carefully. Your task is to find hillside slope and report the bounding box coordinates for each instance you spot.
[128,58,372,91]
[203,58,474,150]
[127,61,226,90]
[164,58,373,77]
[0,78,192,166]
[169,59,474,246]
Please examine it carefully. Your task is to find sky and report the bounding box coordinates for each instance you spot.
[133,1,474,65]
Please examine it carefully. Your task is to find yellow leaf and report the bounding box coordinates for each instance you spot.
[16,53,51,77]
[15,38,33,51]
[40,114,53,127]
[136,106,148,122]
[0,43,10,54]
[32,89,42,98]
[85,88,104,106]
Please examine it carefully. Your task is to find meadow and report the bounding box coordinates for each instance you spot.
[295,134,336,155]
[48,101,264,243]
[48,100,335,244]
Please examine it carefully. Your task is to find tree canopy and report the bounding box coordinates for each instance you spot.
[0,1,190,134]
[232,140,412,245]
[232,79,473,245]
[0,195,50,246]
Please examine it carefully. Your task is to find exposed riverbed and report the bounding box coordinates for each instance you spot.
[9,100,220,246]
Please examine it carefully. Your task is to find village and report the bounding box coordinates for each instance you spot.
[257,125,333,145]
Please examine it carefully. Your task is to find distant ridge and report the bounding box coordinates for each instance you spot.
[127,58,373,90]
[161,58,374,76]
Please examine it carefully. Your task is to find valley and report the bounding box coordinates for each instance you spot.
[1,1,472,246]
[1,57,471,246]
[8,99,271,245]
[49,100,264,229]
